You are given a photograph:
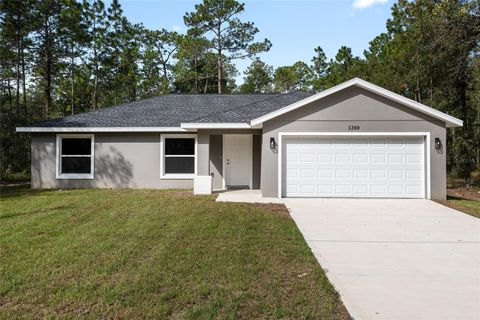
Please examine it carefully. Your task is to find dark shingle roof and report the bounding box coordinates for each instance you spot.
[28,93,313,127]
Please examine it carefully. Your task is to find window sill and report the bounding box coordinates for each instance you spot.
[160,174,195,180]
[56,174,94,180]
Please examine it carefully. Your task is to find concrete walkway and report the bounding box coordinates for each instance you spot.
[216,189,283,204]
[284,199,480,320]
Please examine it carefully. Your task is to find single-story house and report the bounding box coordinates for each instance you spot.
[17,78,462,200]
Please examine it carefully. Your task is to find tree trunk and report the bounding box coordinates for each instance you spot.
[7,78,12,109]
[217,53,222,93]
[92,16,98,110]
[458,79,471,188]
[162,63,168,92]
[194,58,198,94]
[21,44,27,119]
[14,3,22,118]
[217,49,223,94]
[429,78,433,106]
[43,17,51,118]
[71,47,74,115]
[16,38,20,118]
[415,79,421,103]
[217,24,222,93]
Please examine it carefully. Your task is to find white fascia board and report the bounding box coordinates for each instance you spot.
[16,127,192,133]
[250,78,463,128]
[180,123,251,129]
[353,79,463,128]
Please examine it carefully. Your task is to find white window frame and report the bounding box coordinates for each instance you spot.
[160,134,197,180]
[56,134,95,180]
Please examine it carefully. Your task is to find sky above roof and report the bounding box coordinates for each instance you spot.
[112,0,393,84]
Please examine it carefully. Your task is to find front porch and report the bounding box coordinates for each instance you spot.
[195,131,262,194]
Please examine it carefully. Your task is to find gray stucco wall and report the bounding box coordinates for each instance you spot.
[209,135,223,190]
[31,133,194,189]
[252,134,262,189]
[32,130,262,191]
[260,86,447,200]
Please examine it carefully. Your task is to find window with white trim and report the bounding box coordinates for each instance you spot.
[160,134,196,179]
[56,134,94,179]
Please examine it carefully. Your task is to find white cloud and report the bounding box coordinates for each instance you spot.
[172,25,184,33]
[353,0,388,9]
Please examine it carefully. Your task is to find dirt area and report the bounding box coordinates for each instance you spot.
[447,187,480,201]
[0,180,30,187]
[254,203,291,217]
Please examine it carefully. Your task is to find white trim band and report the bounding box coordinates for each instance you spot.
[17,127,191,133]
[180,123,251,129]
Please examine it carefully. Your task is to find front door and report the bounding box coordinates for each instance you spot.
[224,135,251,188]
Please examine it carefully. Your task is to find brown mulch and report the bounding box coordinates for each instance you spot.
[0,180,30,187]
[447,188,480,201]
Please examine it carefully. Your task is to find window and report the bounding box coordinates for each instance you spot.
[160,134,196,179]
[56,134,94,179]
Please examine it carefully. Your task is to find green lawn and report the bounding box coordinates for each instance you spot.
[0,186,349,319]
[444,195,480,218]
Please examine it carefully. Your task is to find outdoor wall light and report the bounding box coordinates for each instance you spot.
[435,137,442,151]
[270,137,276,150]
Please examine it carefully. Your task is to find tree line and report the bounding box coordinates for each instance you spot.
[1,0,479,185]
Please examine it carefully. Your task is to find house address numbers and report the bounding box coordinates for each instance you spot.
[348,125,360,131]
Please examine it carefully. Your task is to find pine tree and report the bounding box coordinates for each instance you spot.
[31,0,64,118]
[239,58,273,93]
[184,0,271,93]
[83,0,107,109]
[58,0,89,115]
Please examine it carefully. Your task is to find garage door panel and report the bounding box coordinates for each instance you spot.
[406,169,422,179]
[318,153,333,162]
[284,137,425,198]
[388,169,403,179]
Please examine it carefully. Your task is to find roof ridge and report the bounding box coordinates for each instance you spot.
[166,92,285,95]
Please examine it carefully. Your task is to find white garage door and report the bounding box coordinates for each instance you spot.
[284,136,425,198]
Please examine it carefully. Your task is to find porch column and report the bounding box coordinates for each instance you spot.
[194,131,212,194]
[196,131,210,175]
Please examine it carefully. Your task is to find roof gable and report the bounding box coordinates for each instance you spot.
[250,78,463,128]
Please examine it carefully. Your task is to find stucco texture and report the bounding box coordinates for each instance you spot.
[31,133,193,189]
[260,86,447,200]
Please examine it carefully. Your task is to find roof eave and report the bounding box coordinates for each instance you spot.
[180,123,252,129]
[15,127,192,133]
[250,78,463,128]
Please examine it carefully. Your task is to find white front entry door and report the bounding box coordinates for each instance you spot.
[284,136,426,198]
[224,135,251,188]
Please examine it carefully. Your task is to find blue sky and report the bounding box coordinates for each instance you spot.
[115,0,394,84]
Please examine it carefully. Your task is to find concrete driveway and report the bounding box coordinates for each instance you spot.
[284,199,480,320]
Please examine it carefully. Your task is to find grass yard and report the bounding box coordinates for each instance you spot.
[0,186,349,320]
[440,187,480,218]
